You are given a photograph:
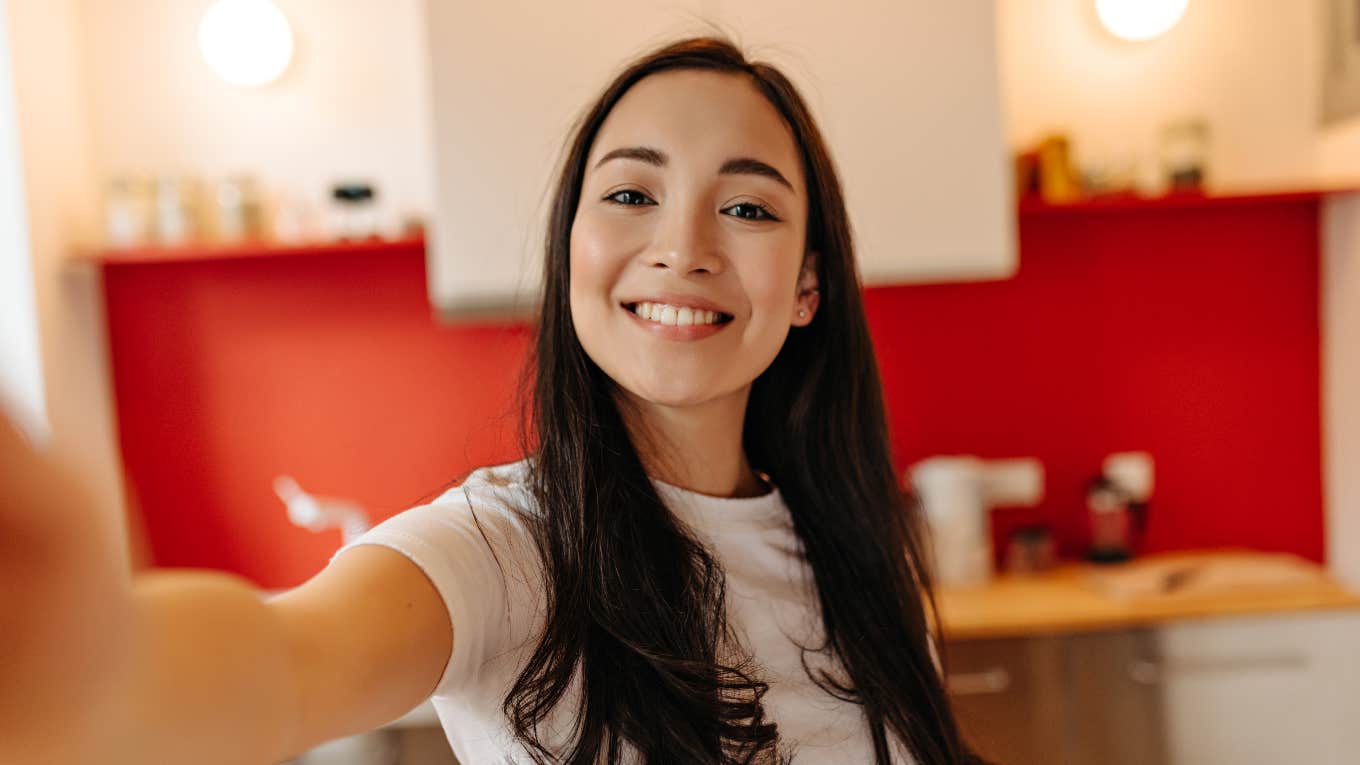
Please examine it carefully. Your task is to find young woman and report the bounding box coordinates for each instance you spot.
[0,36,986,765]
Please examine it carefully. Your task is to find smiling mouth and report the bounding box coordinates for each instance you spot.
[623,301,734,327]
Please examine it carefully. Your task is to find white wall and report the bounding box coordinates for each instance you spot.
[998,0,1360,188]
[1324,195,1360,588]
[79,0,436,234]
[0,0,46,442]
[4,0,134,565]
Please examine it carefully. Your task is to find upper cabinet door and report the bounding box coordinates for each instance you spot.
[424,0,1014,318]
[422,0,705,318]
[708,0,1015,286]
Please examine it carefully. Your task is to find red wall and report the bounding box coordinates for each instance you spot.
[105,243,530,587]
[868,196,1322,567]
[104,196,1323,589]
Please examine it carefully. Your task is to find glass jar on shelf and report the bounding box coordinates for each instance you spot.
[154,175,203,245]
[104,175,153,248]
[329,182,379,241]
[1160,119,1210,190]
[213,175,265,242]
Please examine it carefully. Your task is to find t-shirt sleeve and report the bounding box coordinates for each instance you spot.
[327,480,529,698]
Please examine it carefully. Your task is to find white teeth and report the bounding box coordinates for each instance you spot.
[630,301,725,327]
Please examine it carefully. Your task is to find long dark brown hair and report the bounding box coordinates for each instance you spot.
[510,35,982,765]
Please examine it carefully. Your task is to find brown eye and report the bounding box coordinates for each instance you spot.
[723,202,778,221]
[605,189,654,206]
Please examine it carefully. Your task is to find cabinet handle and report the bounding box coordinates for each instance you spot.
[947,667,1012,695]
[1127,654,1310,685]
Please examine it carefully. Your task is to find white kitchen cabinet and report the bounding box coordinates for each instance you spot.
[1153,611,1360,765]
[706,0,1015,287]
[422,1,1014,318]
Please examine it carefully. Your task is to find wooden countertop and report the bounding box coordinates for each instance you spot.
[936,549,1360,642]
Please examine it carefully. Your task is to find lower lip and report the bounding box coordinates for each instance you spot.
[622,304,732,340]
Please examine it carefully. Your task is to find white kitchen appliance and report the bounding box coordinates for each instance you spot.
[909,456,1045,587]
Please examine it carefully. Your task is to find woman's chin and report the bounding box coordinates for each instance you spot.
[620,378,741,410]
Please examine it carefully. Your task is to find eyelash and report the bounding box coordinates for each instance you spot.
[603,189,780,222]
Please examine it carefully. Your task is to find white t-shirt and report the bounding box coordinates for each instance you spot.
[329,458,916,763]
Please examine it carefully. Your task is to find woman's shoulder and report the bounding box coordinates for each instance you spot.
[333,457,544,593]
[428,456,539,522]
[459,457,535,494]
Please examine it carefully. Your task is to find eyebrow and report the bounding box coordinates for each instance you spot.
[592,145,795,192]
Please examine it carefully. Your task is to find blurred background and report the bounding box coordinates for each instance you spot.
[3,0,1360,762]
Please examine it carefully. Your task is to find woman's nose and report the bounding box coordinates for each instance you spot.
[645,204,724,275]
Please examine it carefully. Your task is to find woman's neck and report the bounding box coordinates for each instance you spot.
[617,385,766,498]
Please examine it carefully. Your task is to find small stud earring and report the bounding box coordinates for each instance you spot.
[798,309,807,318]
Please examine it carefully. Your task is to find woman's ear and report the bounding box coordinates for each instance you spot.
[792,251,820,327]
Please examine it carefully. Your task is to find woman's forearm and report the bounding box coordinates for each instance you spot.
[96,569,305,765]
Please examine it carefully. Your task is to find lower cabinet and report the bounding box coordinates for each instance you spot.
[945,630,1167,765]
[1156,611,1360,765]
[944,610,1360,765]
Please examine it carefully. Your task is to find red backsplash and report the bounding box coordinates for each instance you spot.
[104,195,1323,588]
[868,196,1322,567]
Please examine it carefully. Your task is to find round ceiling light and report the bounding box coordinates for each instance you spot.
[198,0,294,87]
[1094,0,1189,42]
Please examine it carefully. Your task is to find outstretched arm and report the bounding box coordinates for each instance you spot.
[0,413,453,764]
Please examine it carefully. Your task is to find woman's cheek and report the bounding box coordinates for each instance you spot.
[744,250,799,318]
[572,214,646,284]
[569,216,604,275]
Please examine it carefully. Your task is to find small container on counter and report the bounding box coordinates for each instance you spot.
[1005,524,1057,574]
[1085,451,1155,564]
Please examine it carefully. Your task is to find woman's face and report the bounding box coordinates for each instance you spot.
[570,69,819,410]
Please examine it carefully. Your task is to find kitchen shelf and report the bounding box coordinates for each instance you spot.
[1018,187,1359,216]
[83,235,426,266]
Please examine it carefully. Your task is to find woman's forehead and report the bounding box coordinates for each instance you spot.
[586,69,804,192]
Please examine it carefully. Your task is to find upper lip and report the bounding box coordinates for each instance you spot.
[620,292,735,317]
